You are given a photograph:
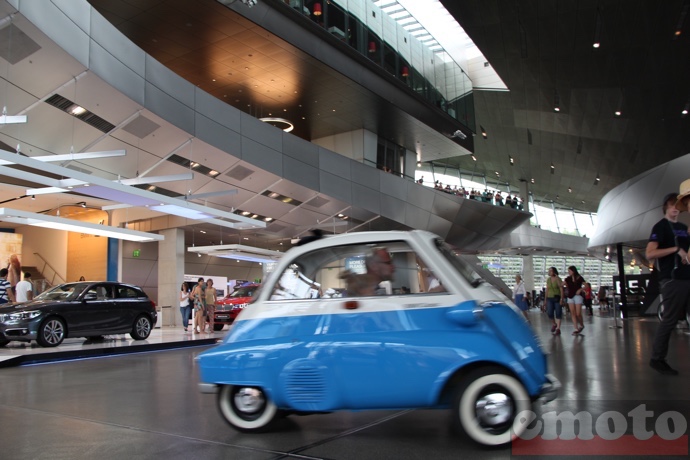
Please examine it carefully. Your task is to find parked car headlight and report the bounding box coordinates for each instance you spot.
[8,310,42,321]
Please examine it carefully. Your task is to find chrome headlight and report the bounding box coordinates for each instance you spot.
[8,310,42,321]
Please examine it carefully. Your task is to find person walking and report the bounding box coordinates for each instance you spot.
[179,282,192,332]
[513,274,528,321]
[564,266,586,335]
[583,282,593,316]
[647,188,690,375]
[205,279,217,333]
[191,278,206,334]
[545,267,564,335]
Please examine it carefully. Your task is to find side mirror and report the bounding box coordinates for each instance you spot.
[446,300,482,327]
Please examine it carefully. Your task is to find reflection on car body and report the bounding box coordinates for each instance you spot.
[0,281,157,347]
[197,230,558,446]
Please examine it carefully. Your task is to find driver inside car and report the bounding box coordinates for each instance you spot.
[340,247,395,297]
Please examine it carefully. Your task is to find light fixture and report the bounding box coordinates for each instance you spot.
[594,174,600,185]
[471,155,477,161]
[614,111,621,116]
[313,3,322,16]
[0,149,261,229]
[259,117,294,132]
[531,178,535,184]
[187,244,282,264]
[509,156,514,165]
[568,187,572,193]
[480,125,487,139]
[593,8,602,48]
[0,106,27,125]
[554,90,560,112]
[416,161,421,167]
[68,104,87,116]
[550,163,555,174]
[0,208,163,242]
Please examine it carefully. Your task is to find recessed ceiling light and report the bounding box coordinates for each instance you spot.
[593,42,600,48]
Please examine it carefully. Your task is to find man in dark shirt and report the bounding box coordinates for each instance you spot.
[646,191,690,375]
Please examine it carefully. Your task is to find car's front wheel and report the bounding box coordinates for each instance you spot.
[452,366,530,446]
[218,385,278,432]
[130,315,152,340]
[37,317,66,347]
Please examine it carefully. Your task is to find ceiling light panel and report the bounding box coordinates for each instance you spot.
[0,208,163,242]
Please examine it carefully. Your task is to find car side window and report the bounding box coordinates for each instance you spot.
[269,241,448,300]
[117,287,140,298]
[85,285,113,300]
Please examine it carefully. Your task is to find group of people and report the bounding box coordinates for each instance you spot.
[513,270,592,333]
[0,254,34,304]
[179,278,217,333]
[426,179,524,209]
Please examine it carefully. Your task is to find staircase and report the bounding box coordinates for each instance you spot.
[22,266,51,294]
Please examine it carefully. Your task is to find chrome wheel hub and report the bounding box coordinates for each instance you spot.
[475,393,512,426]
[234,387,265,414]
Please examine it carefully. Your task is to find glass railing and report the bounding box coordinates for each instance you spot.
[282,0,475,131]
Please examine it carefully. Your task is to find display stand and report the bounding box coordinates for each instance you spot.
[609,293,622,329]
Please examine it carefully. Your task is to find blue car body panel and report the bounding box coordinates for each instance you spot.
[198,301,547,411]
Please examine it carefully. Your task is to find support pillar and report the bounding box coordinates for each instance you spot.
[158,228,185,327]
[522,255,534,297]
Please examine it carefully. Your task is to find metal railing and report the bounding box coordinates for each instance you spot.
[32,252,66,290]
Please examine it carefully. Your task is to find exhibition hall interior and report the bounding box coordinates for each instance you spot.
[0,0,689,458]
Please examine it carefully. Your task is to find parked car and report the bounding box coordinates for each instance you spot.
[213,283,260,331]
[0,281,157,347]
[197,230,558,446]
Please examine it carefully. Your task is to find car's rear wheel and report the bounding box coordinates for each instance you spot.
[218,385,278,432]
[452,366,530,446]
[213,324,224,331]
[37,317,66,347]
[130,315,152,340]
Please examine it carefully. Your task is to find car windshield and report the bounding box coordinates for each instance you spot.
[434,239,484,287]
[229,286,256,298]
[35,283,88,301]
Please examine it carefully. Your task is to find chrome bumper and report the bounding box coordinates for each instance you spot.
[538,373,560,403]
[199,383,219,394]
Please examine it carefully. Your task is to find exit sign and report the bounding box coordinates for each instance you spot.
[133,249,141,257]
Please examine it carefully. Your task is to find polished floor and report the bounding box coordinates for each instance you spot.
[1,308,689,459]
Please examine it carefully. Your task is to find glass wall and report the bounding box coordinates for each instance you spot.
[415,163,598,239]
[283,0,475,131]
[479,255,620,293]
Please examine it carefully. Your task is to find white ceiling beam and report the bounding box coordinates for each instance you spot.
[0,149,264,228]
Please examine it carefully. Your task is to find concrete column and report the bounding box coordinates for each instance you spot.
[519,179,530,214]
[158,228,185,327]
[522,255,534,295]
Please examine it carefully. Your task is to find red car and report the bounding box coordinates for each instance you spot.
[213,283,260,331]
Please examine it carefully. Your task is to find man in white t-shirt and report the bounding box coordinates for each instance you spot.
[15,272,34,303]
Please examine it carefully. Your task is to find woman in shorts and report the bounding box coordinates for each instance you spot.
[564,266,586,335]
